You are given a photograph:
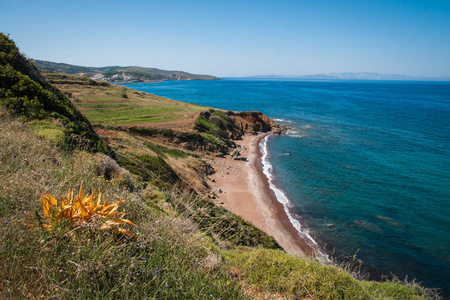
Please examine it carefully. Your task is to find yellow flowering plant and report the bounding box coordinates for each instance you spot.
[41,184,135,236]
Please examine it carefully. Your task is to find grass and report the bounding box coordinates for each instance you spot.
[77,103,135,108]
[44,72,207,127]
[82,106,181,125]
[144,142,187,158]
[223,247,440,300]
[28,119,65,145]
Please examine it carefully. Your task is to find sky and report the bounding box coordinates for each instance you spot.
[1,0,450,77]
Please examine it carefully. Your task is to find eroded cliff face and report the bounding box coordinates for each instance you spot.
[227,111,279,135]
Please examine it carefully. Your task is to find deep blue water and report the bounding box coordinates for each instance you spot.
[123,79,450,297]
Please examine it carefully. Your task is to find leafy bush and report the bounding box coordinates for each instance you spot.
[40,185,135,236]
[127,126,159,136]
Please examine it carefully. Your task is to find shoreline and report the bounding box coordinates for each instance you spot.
[208,133,315,258]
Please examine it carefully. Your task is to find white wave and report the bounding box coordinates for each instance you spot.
[260,136,330,263]
[273,118,294,124]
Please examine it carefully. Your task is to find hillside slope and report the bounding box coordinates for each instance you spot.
[34,60,219,82]
[0,34,111,155]
[42,71,207,130]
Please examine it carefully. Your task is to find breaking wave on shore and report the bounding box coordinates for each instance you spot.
[260,135,330,263]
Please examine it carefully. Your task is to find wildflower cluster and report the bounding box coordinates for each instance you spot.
[92,175,112,184]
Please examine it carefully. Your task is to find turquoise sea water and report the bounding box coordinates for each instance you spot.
[123,79,450,297]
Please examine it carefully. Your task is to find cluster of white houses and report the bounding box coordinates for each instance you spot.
[90,73,135,82]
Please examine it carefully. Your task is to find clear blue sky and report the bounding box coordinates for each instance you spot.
[1,0,450,77]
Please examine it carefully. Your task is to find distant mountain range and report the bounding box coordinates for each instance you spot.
[32,60,219,82]
[242,72,450,81]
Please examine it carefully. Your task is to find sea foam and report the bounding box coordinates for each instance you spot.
[260,135,330,263]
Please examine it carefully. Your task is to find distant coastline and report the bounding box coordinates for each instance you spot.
[33,59,220,83]
[228,72,450,82]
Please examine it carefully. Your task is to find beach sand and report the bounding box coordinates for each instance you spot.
[208,133,315,258]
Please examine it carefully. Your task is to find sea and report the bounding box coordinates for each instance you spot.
[122,78,450,297]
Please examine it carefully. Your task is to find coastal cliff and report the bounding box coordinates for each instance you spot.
[196,109,288,141]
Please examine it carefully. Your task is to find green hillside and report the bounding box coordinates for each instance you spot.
[0,34,111,155]
[33,59,219,82]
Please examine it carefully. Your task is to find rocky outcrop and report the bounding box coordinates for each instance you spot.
[124,109,289,155]
[226,111,289,135]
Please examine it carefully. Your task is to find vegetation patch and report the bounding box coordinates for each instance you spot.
[194,115,229,139]
[28,119,65,144]
[0,33,111,155]
[145,142,187,158]
[224,247,439,300]
[208,109,242,137]
[169,193,282,250]
[116,152,180,190]
[82,106,180,125]
[42,71,207,128]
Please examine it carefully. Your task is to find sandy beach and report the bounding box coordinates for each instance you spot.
[208,133,315,258]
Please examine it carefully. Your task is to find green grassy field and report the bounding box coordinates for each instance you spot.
[82,106,181,125]
[44,72,207,127]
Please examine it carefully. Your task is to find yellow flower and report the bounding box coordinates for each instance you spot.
[41,184,135,235]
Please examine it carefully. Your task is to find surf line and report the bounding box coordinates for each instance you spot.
[260,135,330,263]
